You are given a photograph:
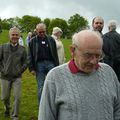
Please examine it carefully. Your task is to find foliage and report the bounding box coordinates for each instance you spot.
[19,15,41,32]
[0,30,9,44]
[0,13,89,38]
[1,19,11,30]
[48,18,68,37]
[43,18,51,34]
[68,13,88,37]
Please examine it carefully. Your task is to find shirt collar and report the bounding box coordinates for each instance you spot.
[68,59,100,74]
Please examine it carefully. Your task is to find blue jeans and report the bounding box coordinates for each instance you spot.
[36,60,55,104]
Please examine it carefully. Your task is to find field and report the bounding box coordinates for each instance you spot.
[0,30,71,120]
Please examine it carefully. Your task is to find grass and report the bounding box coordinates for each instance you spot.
[0,30,72,120]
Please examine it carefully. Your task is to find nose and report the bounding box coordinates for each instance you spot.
[89,56,98,64]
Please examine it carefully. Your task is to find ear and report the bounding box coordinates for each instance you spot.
[70,45,75,57]
[70,45,75,52]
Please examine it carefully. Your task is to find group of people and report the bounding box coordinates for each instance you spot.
[0,17,120,120]
[92,16,120,82]
[0,23,65,120]
[38,17,120,120]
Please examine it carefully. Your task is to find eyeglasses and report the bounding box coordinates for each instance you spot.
[79,52,102,60]
[75,45,102,61]
[38,31,45,34]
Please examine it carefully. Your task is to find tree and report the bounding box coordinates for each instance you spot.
[48,18,68,37]
[19,15,41,32]
[1,19,11,30]
[43,18,51,34]
[68,13,88,37]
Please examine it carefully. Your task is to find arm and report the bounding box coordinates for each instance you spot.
[38,71,57,120]
[21,47,28,73]
[28,39,36,72]
[114,74,120,120]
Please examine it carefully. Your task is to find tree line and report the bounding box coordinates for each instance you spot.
[0,13,89,38]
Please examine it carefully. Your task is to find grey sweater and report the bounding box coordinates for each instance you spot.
[38,63,120,120]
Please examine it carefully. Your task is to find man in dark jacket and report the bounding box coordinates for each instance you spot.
[28,23,59,104]
[103,20,120,82]
[0,27,27,120]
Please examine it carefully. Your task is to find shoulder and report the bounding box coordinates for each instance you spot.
[2,43,10,49]
[47,35,55,41]
[46,63,68,79]
[103,32,110,38]
[99,62,116,75]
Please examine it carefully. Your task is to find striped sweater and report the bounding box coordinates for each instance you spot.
[38,63,120,120]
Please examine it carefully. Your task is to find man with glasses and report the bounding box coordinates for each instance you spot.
[38,30,120,120]
[28,23,59,105]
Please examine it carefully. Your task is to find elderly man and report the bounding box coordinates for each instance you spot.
[103,20,120,82]
[38,30,120,120]
[0,27,27,120]
[28,23,59,105]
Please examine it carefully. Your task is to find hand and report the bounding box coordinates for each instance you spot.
[31,70,36,75]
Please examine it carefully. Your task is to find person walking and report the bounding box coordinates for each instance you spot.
[0,27,27,120]
[52,27,65,65]
[103,20,120,82]
[28,23,59,105]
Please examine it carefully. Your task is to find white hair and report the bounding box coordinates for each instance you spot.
[36,23,46,30]
[9,26,20,35]
[108,20,117,31]
[52,27,62,34]
[72,30,103,46]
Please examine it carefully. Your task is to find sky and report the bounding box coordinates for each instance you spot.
[0,0,120,33]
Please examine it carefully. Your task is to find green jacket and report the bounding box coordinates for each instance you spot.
[0,43,27,80]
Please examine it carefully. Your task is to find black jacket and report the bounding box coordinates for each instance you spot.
[28,35,59,71]
[103,30,120,81]
[103,31,120,66]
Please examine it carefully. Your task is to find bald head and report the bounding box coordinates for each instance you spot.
[72,30,103,50]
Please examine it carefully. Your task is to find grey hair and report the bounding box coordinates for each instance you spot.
[108,20,117,31]
[9,26,20,35]
[72,33,80,45]
[36,23,46,29]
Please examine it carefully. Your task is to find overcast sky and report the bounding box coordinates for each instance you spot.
[0,0,120,33]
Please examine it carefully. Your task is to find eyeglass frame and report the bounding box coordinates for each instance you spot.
[73,44,103,61]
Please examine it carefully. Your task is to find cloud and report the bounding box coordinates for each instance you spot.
[0,0,120,33]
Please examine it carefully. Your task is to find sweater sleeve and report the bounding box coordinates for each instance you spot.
[38,70,57,120]
[113,74,120,120]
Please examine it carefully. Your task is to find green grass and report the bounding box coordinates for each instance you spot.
[0,30,72,120]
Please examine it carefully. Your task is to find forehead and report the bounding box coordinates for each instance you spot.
[9,29,20,35]
[94,18,104,23]
[37,27,45,31]
[79,35,102,50]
